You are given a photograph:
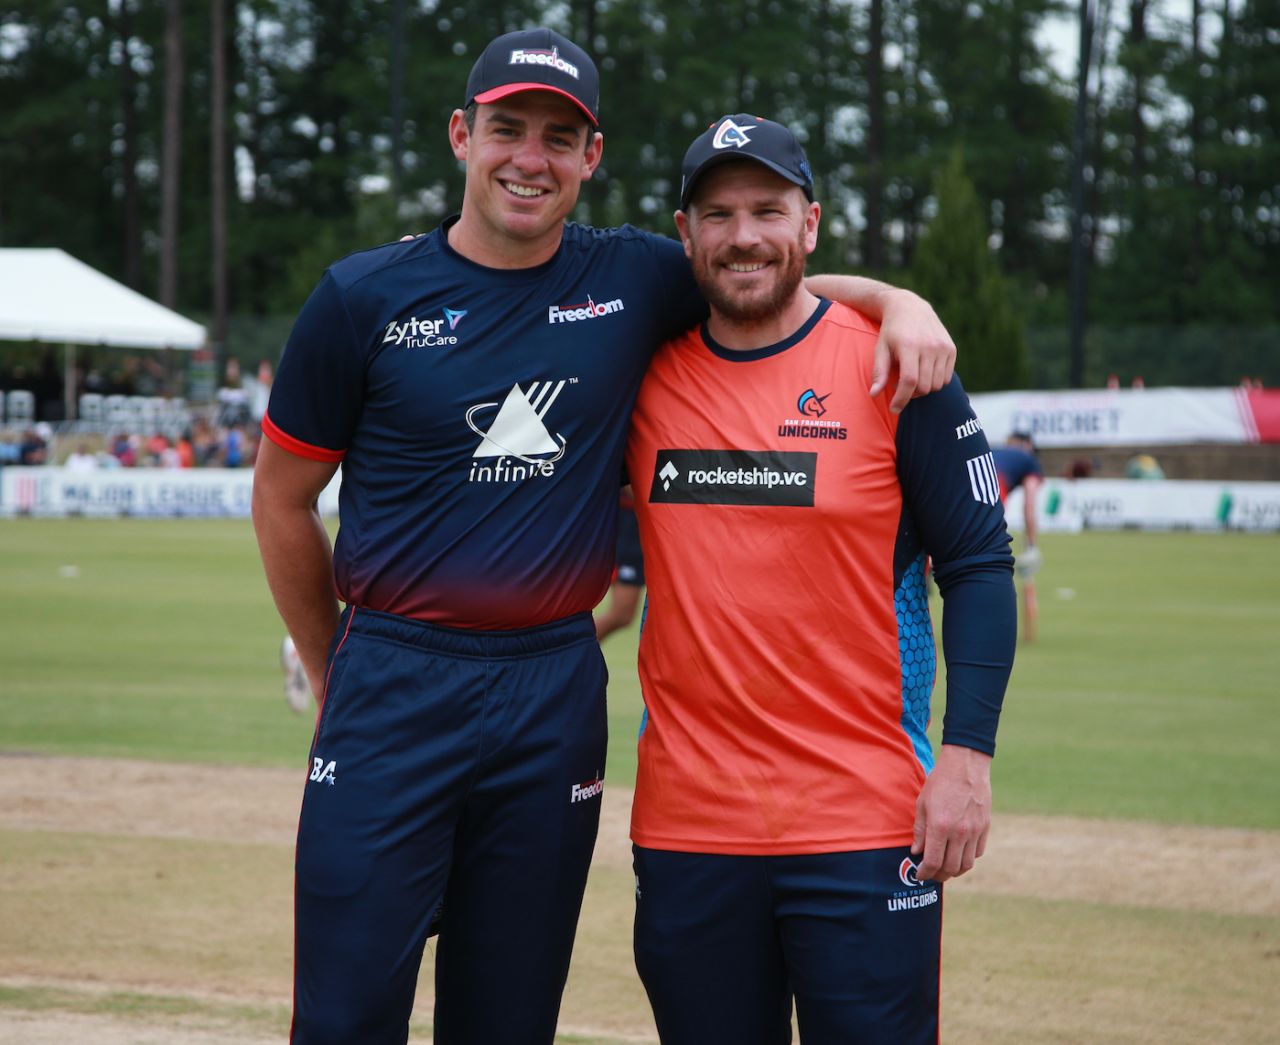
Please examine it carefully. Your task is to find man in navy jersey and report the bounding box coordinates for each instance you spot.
[254,27,961,1045]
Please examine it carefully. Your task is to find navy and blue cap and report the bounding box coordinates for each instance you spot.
[679,114,815,210]
[465,28,600,126]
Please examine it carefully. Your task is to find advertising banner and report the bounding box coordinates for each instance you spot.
[0,467,342,518]
[968,387,1276,448]
[3,468,1277,531]
[1003,479,1280,533]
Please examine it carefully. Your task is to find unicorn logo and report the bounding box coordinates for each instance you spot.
[712,118,755,150]
[797,389,830,418]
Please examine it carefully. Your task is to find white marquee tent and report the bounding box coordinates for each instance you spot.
[0,248,206,420]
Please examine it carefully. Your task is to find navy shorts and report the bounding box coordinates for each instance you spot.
[292,606,608,1045]
[633,845,942,1045]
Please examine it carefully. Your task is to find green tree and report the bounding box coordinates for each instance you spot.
[910,149,1028,390]
[913,0,1072,275]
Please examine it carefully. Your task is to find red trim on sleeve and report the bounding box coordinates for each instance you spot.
[262,412,346,463]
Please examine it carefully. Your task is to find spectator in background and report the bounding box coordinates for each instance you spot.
[192,416,219,466]
[250,360,273,424]
[144,431,169,466]
[176,429,195,468]
[109,432,137,468]
[19,425,49,465]
[217,358,253,429]
[1066,457,1094,479]
[222,422,245,468]
[64,443,98,472]
[1125,453,1165,480]
[992,430,1044,643]
[159,438,182,469]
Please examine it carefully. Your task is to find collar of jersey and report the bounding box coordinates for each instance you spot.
[699,298,832,362]
[437,213,566,279]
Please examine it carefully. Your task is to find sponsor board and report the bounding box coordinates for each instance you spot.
[0,467,342,518]
[1002,478,1280,533]
[970,387,1260,448]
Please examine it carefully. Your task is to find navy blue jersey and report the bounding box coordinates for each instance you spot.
[991,446,1043,500]
[265,218,703,628]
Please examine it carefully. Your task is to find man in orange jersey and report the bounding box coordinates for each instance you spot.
[624,115,1018,1044]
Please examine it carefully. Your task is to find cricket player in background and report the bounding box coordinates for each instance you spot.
[993,429,1044,642]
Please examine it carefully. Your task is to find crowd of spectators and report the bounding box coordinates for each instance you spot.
[1,357,271,471]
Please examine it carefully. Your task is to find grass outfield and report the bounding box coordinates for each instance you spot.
[1,518,1276,828]
[1,518,1277,1043]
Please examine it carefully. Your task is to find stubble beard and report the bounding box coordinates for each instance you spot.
[691,228,808,325]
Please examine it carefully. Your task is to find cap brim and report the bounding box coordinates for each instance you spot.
[473,83,598,125]
[681,154,810,209]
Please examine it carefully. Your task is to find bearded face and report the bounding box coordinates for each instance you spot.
[678,162,817,327]
[687,221,810,325]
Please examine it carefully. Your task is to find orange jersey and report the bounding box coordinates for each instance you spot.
[625,300,1015,855]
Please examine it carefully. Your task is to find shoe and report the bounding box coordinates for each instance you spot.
[281,635,313,713]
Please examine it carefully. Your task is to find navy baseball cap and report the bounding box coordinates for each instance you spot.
[679,114,815,210]
[465,28,600,126]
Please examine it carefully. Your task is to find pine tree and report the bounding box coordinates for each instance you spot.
[910,149,1028,391]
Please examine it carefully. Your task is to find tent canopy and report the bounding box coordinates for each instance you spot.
[0,248,206,350]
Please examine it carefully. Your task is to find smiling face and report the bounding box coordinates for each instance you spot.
[448,91,603,268]
[675,160,819,328]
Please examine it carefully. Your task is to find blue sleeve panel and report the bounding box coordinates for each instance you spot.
[894,377,1017,756]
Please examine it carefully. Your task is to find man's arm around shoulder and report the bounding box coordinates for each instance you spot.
[252,439,342,703]
[804,274,956,412]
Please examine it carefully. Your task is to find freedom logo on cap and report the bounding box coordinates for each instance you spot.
[465,28,600,126]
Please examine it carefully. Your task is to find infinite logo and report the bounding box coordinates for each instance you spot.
[466,381,569,483]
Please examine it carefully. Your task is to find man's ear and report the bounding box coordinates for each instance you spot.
[803,200,821,255]
[580,130,604,181]
[448,109,470,162]
[674,209,693,260]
